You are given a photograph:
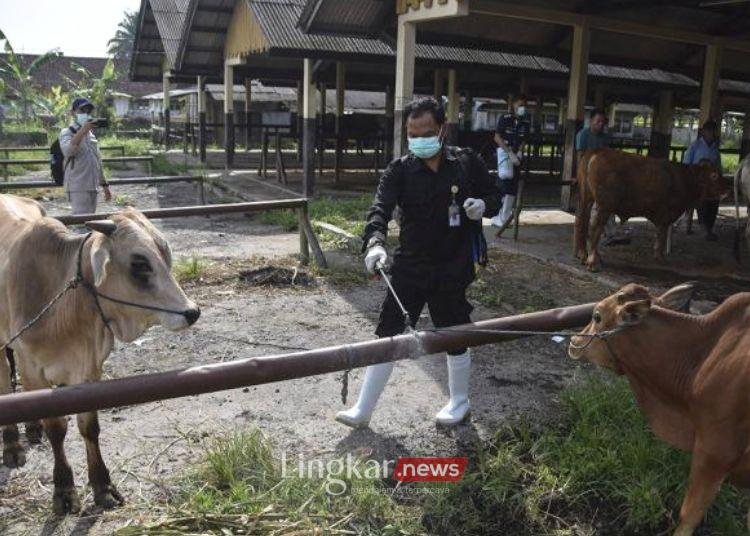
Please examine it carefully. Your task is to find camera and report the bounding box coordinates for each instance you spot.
[90,118,109,128]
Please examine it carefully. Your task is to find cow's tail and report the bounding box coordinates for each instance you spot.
[733,161,744,262]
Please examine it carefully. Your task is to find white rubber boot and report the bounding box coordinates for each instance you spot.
[499,195,516,227]
[335,362,394,429]
[435,350,471,426]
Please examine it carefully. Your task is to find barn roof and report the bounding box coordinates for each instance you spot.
[129,0,750,107]
[302,0,750,82]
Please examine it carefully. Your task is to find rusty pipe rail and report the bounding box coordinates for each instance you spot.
[0,303,594,426]
[55,199,306,225]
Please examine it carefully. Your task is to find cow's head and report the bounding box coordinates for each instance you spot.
[695,160,728,202]
[568,283,694,371]
[84,209,200,342]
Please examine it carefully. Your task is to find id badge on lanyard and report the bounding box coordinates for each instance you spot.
[448,185,460,227]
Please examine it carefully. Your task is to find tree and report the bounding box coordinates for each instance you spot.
[0,28,61,121]
[107,10,139,61]
[65,58,119,126]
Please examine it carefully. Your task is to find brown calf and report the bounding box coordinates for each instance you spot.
[569,283,750,535]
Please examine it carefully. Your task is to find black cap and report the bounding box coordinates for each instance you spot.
[71,97,94,111]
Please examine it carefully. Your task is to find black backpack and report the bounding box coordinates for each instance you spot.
[50,127,76,185]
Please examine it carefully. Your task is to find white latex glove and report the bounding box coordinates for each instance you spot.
[463,198,485,221]
[364,245,388,274]
[509,152,521,166]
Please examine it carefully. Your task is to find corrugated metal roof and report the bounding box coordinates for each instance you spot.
[299,0,388,36]
[150,0,193,67]
[250,0,393,57]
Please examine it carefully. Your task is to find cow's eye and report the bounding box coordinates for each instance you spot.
[593,311,602,323]
[131,255,152,284]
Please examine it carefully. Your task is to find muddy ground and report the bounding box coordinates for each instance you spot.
[0,175,744,535]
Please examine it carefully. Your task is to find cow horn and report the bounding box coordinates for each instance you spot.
[85,220,117,236]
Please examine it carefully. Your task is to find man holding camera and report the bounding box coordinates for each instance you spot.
[59,97,111,215]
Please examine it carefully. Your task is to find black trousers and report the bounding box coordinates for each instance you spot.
[697,200,719,232]
[375,276,473,356]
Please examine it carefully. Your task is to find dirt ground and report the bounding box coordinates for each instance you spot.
[0,173,745,535]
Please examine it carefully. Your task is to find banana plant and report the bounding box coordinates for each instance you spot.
[0,28,61,121]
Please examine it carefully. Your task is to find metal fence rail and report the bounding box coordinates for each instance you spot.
[1,155,154,180]
[54,199,327,268]
[0,175,207,204]
[0,303,594,426]
[0,145,126,158]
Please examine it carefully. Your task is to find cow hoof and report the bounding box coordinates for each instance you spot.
[25,422,43,444]
[2,446,26,468]
[94,485,124,509]
[52,487,81,515]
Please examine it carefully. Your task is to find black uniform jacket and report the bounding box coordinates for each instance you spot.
[362,146,500,290]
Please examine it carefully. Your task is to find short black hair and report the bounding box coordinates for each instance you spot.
[590,108,606,119]
[404,96,446,125]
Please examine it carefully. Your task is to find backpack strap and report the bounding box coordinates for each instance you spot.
[64,126,78,171]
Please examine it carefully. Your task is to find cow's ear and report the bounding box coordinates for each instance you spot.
[617,299,651,326]
[90,240,111,287]
[656,283,695,312]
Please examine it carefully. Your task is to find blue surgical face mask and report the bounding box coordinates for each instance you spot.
[516,106,526,117]
[76,112,90,125]
[408,135,442,159]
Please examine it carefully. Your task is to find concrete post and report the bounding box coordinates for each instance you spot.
[334,61,345,185]
[302,59,317,198]
[224,62,235,169]
[393,19,415,159]
[561,22,590,212]
[649,90,674,159]
[699,44,722,126]
[593,85,605,110]
[197,75,207,163]
[244,78,252,149]
[385,84,395,163]
[296,80,304,163]
[433,69,444,99]
[163,72,171,150]
[462,91,473,132]
[318,81,326,178]
[446,69,459,145]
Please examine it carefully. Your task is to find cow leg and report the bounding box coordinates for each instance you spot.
[685,208,694,235]
[0,353,24,468]
[77,411,123,509]
[574,197,593,261]
[44,416,81,515]
[585,209,608,272]
[674,449,727,536]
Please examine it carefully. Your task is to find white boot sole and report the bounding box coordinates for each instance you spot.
[435,404,471,427]
[335,411,371,429]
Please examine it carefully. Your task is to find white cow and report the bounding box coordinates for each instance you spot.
[0,194,199,514]
[734,156,750,259]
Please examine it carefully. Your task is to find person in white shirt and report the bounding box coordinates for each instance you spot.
[59,97,111,215]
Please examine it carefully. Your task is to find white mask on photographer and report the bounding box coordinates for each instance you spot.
[76,112,90,125]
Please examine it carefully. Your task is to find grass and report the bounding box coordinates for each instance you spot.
[469,272,556,313]
[97,134,154,157]
[260,194,372,237]
[173,255,209,283]
[151,153,188,176]
[421,375,749,535]
[113,194,133,207]
[121,375,750,535]
[116,429,422,535]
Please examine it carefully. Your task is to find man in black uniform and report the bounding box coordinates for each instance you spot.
[335,97,500,429]
[490,94,531,228]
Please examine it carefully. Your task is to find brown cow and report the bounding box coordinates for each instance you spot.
[569,282,750,535]
[574,148,726,272]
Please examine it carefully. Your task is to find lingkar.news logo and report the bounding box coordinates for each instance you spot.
[281,453,469,495]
